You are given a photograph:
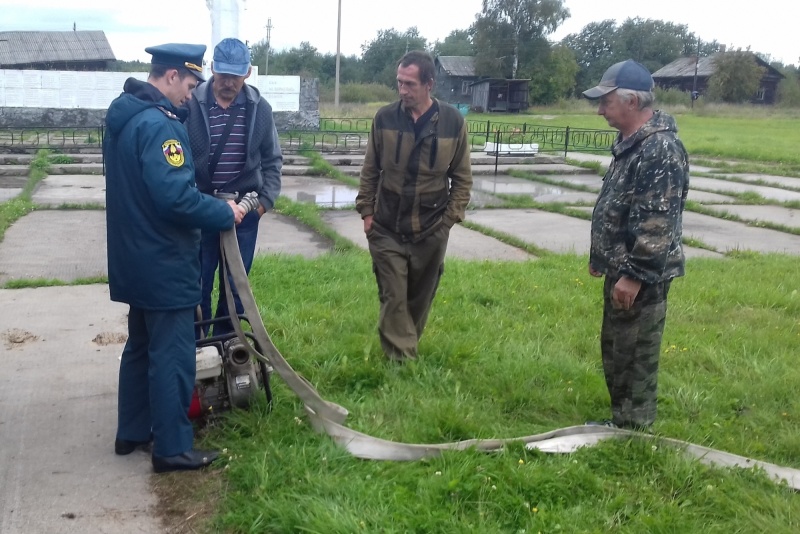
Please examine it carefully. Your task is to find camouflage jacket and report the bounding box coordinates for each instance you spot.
[590,110,689,284]
[355,99,472,243]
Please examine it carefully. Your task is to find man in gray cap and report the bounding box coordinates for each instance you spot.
[105,43,245,473]
[582,59,690,431]
[186,37,282,337]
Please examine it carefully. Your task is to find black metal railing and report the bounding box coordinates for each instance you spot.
[0,120,615,158]
[0,127,104,151]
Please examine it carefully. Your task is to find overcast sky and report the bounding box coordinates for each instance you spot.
[3,0,797,66]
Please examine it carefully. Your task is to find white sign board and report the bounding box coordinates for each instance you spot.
[0,69,302,112]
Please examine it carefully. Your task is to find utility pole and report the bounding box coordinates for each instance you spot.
[264,18,272,76]
[335,0,341,109]
[691,38,701,109]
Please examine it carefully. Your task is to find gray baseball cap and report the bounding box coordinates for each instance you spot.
[583,59,654,99]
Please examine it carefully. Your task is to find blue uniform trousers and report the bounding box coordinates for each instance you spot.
[117,306,196,457]
[200,210,260,336]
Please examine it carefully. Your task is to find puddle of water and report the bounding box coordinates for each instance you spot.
[290,185,358,208]
[473,177,572,196]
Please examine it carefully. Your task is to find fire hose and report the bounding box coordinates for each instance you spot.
[216,224,800,491]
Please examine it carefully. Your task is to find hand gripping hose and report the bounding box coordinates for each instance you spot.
[218,228,800,491]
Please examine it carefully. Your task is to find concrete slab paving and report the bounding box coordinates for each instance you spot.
[0,210,107,285]
[476,208,722,259]
[256,212,332,258]
[321,210,533,261]
[703,205,800,230]
[683,211,800,254]
[707,172,800,191]
[0,188,22,202]
[0,209,332,285]
[0,165,28,177]
[32,175,106,206]
[688,177,800,203]
[0,285,160,534]
[686,190,737,203]
[468,208,591,254]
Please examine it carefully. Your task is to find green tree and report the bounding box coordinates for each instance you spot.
[706,50,766,103]
[479,0,569,78]
[613,17,695,73]
[471,16,515,77]
[432,29,475,57]
[108,59,150,72]
[319,53,365,85]
[524,44,579,104]
[268,42,323,78]
[361,27,428,87]
[250,38,271,75]
[560,19,618,95]
[774,62,800,107]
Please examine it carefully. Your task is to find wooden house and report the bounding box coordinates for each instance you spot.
[652,52,784,104]
[470,78,529,113]
[0,31,116,70]
[434,56,479,106]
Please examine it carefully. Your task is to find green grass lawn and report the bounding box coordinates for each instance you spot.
[194,250,800,533]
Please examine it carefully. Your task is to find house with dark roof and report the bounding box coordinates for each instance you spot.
[434,56,479,106]
[0,31,116,70]
[652,52,784,104]
[434,55,530,112]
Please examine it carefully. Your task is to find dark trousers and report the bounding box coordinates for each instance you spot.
[200,210,260,336]
[117,306,196,457]
[601,276,671,428]
[367,224,449,359]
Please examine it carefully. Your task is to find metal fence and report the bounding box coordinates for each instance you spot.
[0,127,104,151]
[0,119,616,157]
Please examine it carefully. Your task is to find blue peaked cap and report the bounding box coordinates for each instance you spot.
[583,59,654,99]
[145,43,206,82]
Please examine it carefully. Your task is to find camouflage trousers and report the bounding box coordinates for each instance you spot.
[601,276,671,428]
[367,223,449,360]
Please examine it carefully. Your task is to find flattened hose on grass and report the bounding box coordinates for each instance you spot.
[219,229,800,491]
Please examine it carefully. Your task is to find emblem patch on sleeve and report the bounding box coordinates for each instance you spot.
[162,140,185,167]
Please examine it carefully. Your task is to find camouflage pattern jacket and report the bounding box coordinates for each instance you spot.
[355,99,472,243]
[590,110,689,284]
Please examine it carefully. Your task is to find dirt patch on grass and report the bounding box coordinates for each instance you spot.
[151,469,225,534]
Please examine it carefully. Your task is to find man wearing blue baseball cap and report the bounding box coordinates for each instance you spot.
[186,37,282,337]
[582,59,690,432]
[105,43,245,473]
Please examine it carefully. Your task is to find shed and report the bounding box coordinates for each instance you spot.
[652,52,784,104]
[0,31,116,70]
[470,78,530,113]
[434,56,479,106]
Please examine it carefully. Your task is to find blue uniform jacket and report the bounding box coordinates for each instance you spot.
[104,78,234,310]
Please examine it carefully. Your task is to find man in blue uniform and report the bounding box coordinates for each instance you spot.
[104,43,245,473]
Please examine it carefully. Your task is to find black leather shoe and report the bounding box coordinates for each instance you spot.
[152,449,219,473]
[115,435,153,455]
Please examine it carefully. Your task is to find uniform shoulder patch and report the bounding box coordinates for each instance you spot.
[156,106,179,120]
[162,140,185,167]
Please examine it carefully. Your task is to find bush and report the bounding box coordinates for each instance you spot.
[319,82,396,104]
[654,87,692,107]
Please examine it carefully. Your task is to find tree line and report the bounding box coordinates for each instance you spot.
[113,0,800,105]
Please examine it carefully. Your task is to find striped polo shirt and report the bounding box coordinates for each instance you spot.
[208,89,247,189]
